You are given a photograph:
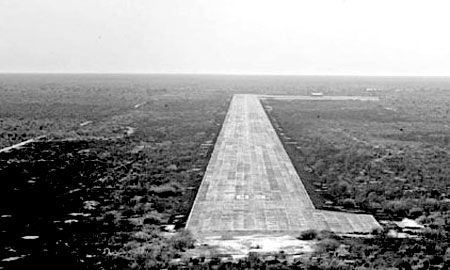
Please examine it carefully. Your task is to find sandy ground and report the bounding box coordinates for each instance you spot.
[184,234,315,259]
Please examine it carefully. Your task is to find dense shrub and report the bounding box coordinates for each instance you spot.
[384,200,413,218]
[298,229,318,240]
[315,238,341,253]
[342,198,356,209]
[170,230,195,251]
[316,230,339,241]
[409,207,424,219]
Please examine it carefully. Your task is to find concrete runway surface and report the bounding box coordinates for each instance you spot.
[186,94,380,238]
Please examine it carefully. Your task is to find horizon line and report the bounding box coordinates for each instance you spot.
[1,71,450,78]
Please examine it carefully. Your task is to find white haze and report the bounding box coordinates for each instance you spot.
[1,0,450,75]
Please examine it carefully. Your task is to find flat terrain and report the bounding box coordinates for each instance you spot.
[2,74,450,269]
[0,74,230,269]
[265,88,450,219]
[186,94,379,238]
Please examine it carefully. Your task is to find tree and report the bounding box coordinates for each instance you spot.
[343,198,356,209]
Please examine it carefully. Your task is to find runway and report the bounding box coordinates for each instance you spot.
[186,94,380,238]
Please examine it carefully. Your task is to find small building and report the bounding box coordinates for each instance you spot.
[311,92,324,97]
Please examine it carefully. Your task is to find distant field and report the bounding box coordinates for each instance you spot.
[264,86,450,219]
[3,74,450,148]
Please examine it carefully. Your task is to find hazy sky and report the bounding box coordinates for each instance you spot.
[1,0,450,75]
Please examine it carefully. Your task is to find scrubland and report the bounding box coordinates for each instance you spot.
[1,74,450,269]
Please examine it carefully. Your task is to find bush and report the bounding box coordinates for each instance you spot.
[315,238,341,253]
[342,198,356,209]
[384,200,413,217]
[170,230,195,251]
[143,212,163,225]
[330,181,352,197]
[409,207,424,219]
[149,183,181,197]
[423,198,439,212]
[298,229,318,240]
[316,230,339,241]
